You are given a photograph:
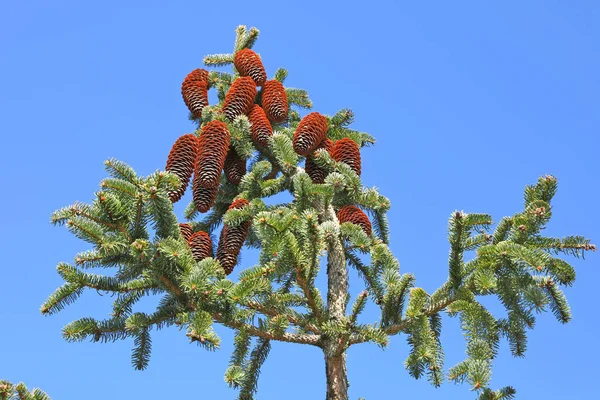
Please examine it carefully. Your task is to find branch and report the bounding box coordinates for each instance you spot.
[245,300,320,334]
[211,312,321,345]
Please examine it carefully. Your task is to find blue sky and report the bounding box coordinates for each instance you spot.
[1,1,598,398]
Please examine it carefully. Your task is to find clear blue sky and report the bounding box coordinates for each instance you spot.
[1,1,598,398]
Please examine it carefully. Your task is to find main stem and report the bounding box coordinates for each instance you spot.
[324,204,349,400]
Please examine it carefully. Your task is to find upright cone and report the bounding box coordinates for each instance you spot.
[333,138,361,176]
[305,138,334,184]
[222,76,257,121]
[179,223,194,242]
[261,80,288,123]
[234,49,267,86]
[165,134,200,202]
[293,112,329,156]
[247,104,273,147]
[224,149,246,185]
[192,184,219,213]
[216,199,251,275]
[188,231,213,262]
[337,205,372,236]
[195,120,231,188]
[181,69,209,118]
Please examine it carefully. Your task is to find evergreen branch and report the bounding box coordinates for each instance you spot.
[132,327,152,370]
[448,211,466,288]
[285,88,312,109]
[238,338,270,400]
[294,263,325,322]
[274,68,288,83]
[526,235,596,258]
[350,291,368,324]
[0,381,51,400]
[245,300,320,334]
[211,312,321,345]
[345,248,384,303]
[204,53,234,66]
[104,158,140,184]
[40,283,83,315]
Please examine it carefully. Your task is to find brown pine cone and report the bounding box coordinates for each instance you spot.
[224,149,246,185]
[181,69,209,118]
[222,76,257,121]
[179,223,194,242]
[166,134,200,202]
[305,138,334,184]
[247,104,273,147]
[337,205,372,236]
[188,230,213,262]
[234,49,267,86]
[216,242,239,275]
[195,120,231,188]
[332,138,361,176]
[262,80,288,123]
[293,112,329,156]
[216,199,251,275]
[192,184,218,213]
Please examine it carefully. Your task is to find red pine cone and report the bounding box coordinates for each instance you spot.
[183,69,209,84]
[332,138,361,176]
[293,112,329,156]
[222,76,257,121]
[166,134,200,202]
[305,138,334,184]
[224,148,246,185]
[228,198,250,210]
[181,69,209,118]
[216,199,251,275]
[179,223,194,242]
[261,80,288,123]
[195,120,231,188]
[234,49,267,86]
[247,104,273,147]
[192,184,218,213]
[337,205,372,236]
[188,231,213,262]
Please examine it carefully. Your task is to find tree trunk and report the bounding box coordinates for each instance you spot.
[325,351,349,400]
[324,204,349,400]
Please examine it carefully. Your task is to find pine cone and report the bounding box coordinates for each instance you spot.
[183,68,209,84]
[179,223,194,242]
[293,112,329,156]
[332,138,361,176]
[222,76,257,121]
[337,205,371,236]
[216,243,238,275]
[229,198,250,210]
[305,138,334,184]
[192,184,218,213]
[181,69,209,118]
[224,148,246,185]
[262,80,288,123]
[188,231,213,262]
[234,49,267,86]
[195,120,231,188]
[247,104,273,147]
[216,199,251,275]
[165,134,200,202]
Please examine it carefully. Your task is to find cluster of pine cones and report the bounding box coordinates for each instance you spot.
[165,47,372,275]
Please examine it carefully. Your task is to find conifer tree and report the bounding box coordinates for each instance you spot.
[42,26,596,400]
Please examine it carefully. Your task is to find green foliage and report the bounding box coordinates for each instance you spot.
[0,381,51,400]
[42,25,595,400]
